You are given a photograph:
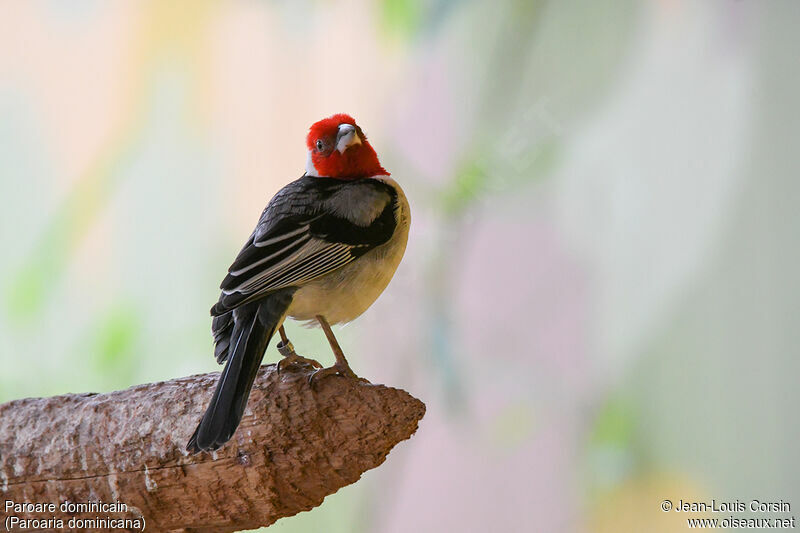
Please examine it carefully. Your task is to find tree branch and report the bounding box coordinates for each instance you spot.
[0,365,425,532]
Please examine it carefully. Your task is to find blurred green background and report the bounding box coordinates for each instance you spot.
[1,1,799,531]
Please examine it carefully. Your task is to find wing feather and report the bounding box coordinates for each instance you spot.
[211,176,398,317]
[228,234,311,276]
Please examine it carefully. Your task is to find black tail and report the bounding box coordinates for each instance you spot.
[187,289,294,453]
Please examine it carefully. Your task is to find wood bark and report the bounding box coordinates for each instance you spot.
[0,365,425,532]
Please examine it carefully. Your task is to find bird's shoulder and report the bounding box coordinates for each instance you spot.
[253,175,396,240]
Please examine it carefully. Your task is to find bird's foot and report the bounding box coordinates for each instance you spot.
[308,361,369,387]
[276,340,322,374]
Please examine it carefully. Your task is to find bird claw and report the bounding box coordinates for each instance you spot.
[277,354,323,374]
[308,362,368,387]
[276,341,322,374]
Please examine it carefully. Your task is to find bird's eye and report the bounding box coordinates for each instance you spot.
[316,139,324,151]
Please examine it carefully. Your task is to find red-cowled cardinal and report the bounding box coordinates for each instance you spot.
[188,114,410,453]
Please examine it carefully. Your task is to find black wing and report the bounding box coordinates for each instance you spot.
[211,176,397,316]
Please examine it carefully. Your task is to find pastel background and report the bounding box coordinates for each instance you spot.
[1,1,798,532]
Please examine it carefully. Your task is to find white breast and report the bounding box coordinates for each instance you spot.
[287,176,410,325]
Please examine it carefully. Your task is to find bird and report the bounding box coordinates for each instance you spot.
[187,113,410,453]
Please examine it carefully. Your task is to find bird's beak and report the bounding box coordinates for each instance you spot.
[336,123,361,153]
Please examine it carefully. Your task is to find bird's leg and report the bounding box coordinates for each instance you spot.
[309,315,368,385]
[276,325,322,373]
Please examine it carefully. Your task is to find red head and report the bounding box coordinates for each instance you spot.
[305,114,388,179]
